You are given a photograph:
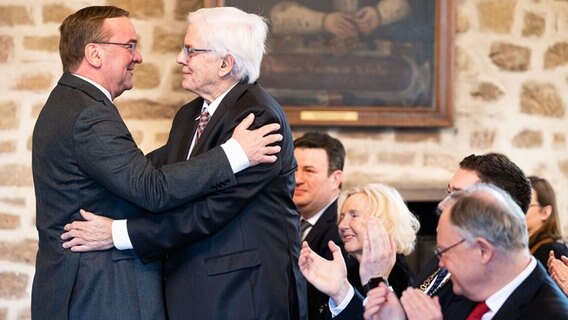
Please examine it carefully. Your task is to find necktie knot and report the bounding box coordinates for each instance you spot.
[466,301,489,320]
[196,106,211,141]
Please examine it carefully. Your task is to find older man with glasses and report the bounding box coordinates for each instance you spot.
[33,5,282,320]
[60,6,306,320]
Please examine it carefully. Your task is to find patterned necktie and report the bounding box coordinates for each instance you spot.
[466,301,489,320]
[300,219,312,240]
[426,267,449,296]
[196,106,211,142]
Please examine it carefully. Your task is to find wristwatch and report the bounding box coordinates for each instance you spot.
[368,276,389,289]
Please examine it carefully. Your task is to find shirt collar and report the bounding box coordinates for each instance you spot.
[201,82,238,117]
[484,256,537,317]
[71,73,112,102]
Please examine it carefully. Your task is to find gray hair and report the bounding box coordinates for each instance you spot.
[187,7,268,83]
[448,183,528,253]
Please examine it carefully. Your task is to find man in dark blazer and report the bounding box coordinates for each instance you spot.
[62,7,306,320]
[293,132,352,319]
[364,184,568,319]
[33,6,280,320]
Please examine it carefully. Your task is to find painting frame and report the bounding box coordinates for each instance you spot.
[204,0,455,127]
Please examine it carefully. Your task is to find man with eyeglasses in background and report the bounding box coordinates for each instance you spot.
[60,6,306,320]
[32,6,283,320]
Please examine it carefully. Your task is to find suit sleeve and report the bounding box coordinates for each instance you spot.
[73,102,236,212]
[126,107,285,262]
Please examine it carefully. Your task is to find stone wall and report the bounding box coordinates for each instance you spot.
[0,0,567,318]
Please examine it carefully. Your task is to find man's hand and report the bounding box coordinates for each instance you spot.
[360,216,397,285]
[364,283,405,320]
[61,209,114,252]
[231,113,282,166]
[400,288,442,320]
[298,240,351,305]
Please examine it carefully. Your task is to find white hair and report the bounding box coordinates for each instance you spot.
[187,7,268,83]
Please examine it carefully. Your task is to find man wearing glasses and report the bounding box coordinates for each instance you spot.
[59,6,306,320]
[297,153,533,319]
[364,184,568,319]
[32,6,282,320]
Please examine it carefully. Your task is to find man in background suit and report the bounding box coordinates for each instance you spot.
[293,132,351,319]
[364,183,568,319]
[62,7,306,319]
[33,6,281,320]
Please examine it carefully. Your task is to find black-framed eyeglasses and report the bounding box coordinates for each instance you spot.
[181,44,212,59]
[434,238,466,259]
[94,41,137,54]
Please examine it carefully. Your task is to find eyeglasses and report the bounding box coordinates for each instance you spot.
[180,44,212,60]
[94,41,137,54]
[529,203,541,208]
[434,238,466,259]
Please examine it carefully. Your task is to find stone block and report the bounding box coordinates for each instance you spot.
[544,42,568,69]
[477,0,516,33]
[512,130,543,148]
[0,197,25,207]
[0,35,14,63]
[0,5,33,26]
[133,63,161,89]
[0,272,28,299]
[423,153,456,172]
[0,101,18,130]
[470,129,496,149]
[0,164,33,187]
[23,36,59,52]
[559,159,568,179]
[109,0,165,19]
[153,27,185,53]
[523,12,545,37]
[0,240,38,265]
[0,141,16,154]
[553,133,566,149]
[13,73,53,91]
[456,11,470,33]
[377,152,416,166]
[394,130,441,143]
[0,213,19,230]
[174,0,202,20]
[489,42,531,71]
[43,4,74,24]
[520,81,565,117]
[116,99,183,119]
[470,82,504,101]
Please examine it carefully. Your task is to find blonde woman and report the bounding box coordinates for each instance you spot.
[338,183,420,297]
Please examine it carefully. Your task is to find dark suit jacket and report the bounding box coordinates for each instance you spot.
[31,73,235,320]
[304,201,344,320]
[126,82,307,320]
[492,262,568,319]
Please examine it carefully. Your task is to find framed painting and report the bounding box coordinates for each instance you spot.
[204,0,455,127]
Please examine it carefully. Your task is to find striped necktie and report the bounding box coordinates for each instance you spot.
[196,106,211,142]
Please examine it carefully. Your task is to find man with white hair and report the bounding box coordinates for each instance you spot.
[62,7,305,319]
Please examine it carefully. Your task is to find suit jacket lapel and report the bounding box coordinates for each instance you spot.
[305,202,338,244]
[176,100,202,161]
[492,262,546,319]
[190,82,254,157]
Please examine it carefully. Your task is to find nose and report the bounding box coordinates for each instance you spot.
[133,48,143,64]
[176,50,187,65]
[338,215,349,230]
[294,170,304,184]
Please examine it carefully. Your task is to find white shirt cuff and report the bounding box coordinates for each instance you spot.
[221,138,250,174]
[112,219,133,250]
[329,285,355,317]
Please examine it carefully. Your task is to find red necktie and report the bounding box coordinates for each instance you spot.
[466,301,489,320]
[196,107,211,142]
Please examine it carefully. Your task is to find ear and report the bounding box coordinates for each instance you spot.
[540,205,553,221]
[84,43,103,68]
[476,237,494,265]
[219,54,234,77]
[330,169,343,189]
